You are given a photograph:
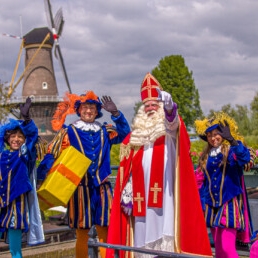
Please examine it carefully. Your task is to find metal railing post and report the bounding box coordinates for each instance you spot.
[88,225,99,258]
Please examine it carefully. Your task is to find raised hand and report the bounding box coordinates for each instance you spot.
[199,134,208,142]
[157,88,173,110]
[20,97,32,122]
[217,120,238,146]
[101,96,119,117]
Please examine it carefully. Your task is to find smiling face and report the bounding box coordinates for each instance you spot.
[78,102,98,123]
[144,100,160,116]
[7,131,26,151]
[207,128,223,148]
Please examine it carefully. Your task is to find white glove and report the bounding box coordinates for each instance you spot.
[157,89,173,110]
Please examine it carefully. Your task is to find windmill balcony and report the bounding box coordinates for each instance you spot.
[0,95,63,105]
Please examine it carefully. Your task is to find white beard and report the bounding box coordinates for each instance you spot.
[130,102,166,146]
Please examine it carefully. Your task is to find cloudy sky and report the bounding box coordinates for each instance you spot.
[0,0,257,123]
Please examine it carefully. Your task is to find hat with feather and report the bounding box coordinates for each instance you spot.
[51,91,103,131]
[194,112,244,143]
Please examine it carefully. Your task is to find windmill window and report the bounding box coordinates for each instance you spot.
[40,124,46,133]
[42,82,48,89]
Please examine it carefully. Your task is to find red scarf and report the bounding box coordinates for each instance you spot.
[132,136,165,216]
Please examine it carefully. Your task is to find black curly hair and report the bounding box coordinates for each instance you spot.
[4,127,25,145]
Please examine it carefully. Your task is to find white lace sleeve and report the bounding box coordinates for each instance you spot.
[120,174,133,215]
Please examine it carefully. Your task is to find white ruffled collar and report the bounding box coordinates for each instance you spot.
[72,119,102,132]
[209,146,222,157]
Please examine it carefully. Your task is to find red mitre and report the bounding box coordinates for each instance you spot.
[141,73,163,103]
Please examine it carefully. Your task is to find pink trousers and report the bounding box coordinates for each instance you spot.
[211,227,239,258]
[250,240,258,258]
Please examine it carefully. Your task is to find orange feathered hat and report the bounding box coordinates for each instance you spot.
[51,91,102,131]
[140,73,163,103]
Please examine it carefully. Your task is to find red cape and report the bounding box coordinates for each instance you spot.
[106,117,212,257]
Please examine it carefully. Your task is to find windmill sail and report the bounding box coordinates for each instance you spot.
[44,0,52,29]
[44,0,71,93]
[2,33,22,39]
[54,8,64,36]
[55,44,72,94]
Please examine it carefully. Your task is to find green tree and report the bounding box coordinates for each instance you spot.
[110,144,120,166]
[250,91,258,135]
[234,105,251,136]
[208,104,252,136]
[0,80,14,122]
[133,101,142,119]
[151,55,203,129]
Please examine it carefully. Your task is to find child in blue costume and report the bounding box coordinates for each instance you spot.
[0,97,44,258]
[37,91,130,258]
[195,112,253,258]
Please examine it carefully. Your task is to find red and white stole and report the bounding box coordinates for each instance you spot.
[131,135,165,216]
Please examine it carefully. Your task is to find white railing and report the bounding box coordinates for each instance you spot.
[0,95,63,105]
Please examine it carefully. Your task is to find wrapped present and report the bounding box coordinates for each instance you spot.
[37,146,91,211]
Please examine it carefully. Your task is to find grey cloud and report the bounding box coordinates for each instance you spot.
[0,0,257,123]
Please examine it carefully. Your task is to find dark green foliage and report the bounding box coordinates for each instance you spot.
[208,104,252,136]
[250,92,258,135]
[133,101,142,120]
[0,80,15,122]
[244,135,258,150]
[151,55,203,129]
[110,144,120,166]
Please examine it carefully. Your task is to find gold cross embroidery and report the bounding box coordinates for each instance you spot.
[150,182,162,204]
[145,79,153,99]
[134,192,144,213]
[142,76,157,99]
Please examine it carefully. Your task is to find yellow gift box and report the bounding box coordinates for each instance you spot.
[37,146,91,211]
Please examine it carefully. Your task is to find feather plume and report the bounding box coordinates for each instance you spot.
[195,112,244,143]
[51,91,101,131]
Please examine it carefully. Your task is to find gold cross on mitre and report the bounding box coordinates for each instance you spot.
[140,73,163,103]
[150,182,162,204]
[134,192,144,213]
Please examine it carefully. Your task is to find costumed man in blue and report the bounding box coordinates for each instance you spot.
[0,97,45,258]
[37,91,130,258]
[195,112,253,258]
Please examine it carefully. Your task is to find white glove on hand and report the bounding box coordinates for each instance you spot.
[157,89,173,110]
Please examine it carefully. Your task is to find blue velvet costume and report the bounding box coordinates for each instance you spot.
[200,141,250,229]
[38,111,130,229]
[0,120,38,233]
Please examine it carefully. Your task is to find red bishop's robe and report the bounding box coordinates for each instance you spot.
[106,116,212,257]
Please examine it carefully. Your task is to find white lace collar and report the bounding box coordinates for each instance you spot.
[72,119,102,132]
[209,146,222,157]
